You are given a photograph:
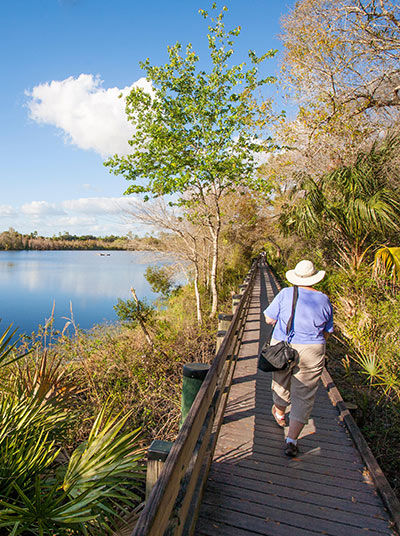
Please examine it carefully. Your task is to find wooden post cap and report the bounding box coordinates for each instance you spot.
[218,313,233,321]
[344,402,358,411]
[147,439,173,462]
[182,363,210,380]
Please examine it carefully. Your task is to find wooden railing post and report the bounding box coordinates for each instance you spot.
[217,313,233,354]
[231,294,241,314]
[218,313,233,332]
[238,284,247,295]
[180,363,210,427]
[146,440,173,500]
[216,330,226,354]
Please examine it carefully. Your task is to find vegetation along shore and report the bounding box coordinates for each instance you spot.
[0,228,163,251]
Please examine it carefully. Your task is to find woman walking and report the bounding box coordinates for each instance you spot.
[263,260,333,457]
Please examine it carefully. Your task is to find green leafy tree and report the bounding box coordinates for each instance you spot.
[114,295,154,329]
[145,265,175,298]
[105,4,276,316]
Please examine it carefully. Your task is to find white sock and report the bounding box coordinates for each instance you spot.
[273,406,285,419]
[286,437,298,445]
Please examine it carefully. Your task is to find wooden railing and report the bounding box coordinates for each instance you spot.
[131,258,260,536]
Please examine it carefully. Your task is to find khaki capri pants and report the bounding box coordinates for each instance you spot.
[270,338,326,424]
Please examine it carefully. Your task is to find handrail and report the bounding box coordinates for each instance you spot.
[131,257,260,536]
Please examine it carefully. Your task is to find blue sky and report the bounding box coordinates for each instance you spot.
[0,0,294,237]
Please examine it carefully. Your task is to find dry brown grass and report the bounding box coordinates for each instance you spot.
[4,295,217,451]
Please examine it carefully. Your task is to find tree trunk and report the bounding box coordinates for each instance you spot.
[194,264,202,324]
[130,287,155,349]
[209,223,220,318]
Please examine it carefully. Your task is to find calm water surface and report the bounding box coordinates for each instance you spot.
[0,250,173,335]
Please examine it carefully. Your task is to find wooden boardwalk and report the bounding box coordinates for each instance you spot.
[195,265,395,536]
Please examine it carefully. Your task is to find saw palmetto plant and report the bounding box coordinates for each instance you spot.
[0,396,145,535]
[0,323,31,371]
[0,323,145,536]
[280,134,400,271]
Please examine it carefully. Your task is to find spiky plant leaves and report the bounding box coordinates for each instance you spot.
[280,134,400,269]
[353,352,385,386]
[0,393,68,499]
[374,246,400,280]
[13,349,82,405]
[0,400,145,535]
[0,323,31,370]
[63,403,144,507]
[0,478,98,535]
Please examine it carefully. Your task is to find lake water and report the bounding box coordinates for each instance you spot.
[0,250,174,336]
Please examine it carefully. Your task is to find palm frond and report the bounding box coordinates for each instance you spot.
[0,399,145,535]
[373,246,400,280]
[63,404,145,502]
[0,323,31,369]
[352,351,384,385]
[0,393,68,496]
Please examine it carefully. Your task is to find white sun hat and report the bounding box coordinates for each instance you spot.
[286,260,325,286]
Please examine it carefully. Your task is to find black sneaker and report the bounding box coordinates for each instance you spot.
[284,441,298,457]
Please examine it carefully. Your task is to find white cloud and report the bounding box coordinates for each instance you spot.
[26,74,153,157]
[62,196,141,215]
[21,201,66,216]
[0,205,16,218]
[53,215,98,226]
[1,196,144,236]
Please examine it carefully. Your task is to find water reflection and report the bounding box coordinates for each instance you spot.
[0,250,174,334]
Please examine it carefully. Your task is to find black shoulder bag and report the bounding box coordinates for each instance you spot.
[257,286,299,372]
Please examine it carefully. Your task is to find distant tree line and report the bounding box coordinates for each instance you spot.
[0,228,162,251]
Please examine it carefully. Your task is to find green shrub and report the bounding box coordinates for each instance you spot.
[114,297,155,328]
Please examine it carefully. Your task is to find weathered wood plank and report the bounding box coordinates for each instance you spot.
[201,490,392,536]
[216,447,367,481]
[216,425,365,461]
[213,437,366,472]
[202,480,391,531]
[204,468,387,518]
[223,410,358,444]
[249,419,357,448]
[196,522,261,536]
[197,503,328,536]
[225,449,368,480]
[209,463,380,503]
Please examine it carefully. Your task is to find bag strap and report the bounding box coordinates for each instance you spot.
[286,286,298,337]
